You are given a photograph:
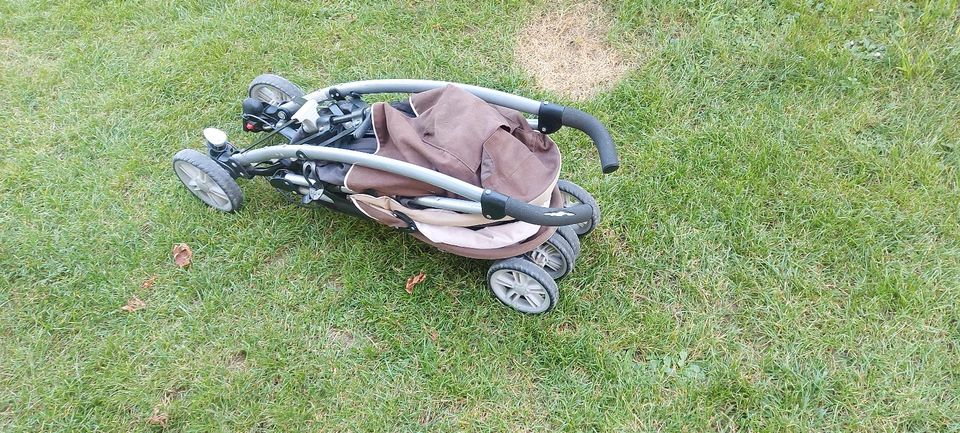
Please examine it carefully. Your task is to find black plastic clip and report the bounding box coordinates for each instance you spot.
[218,157,253,180]
[393,211,418,232]
[479,189,509,220]
[537,101,564,134]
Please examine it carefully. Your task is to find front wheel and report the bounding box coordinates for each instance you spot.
[487,258,559,314]
[173,149,243,212]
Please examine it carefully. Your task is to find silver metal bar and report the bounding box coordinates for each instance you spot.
[283,173,309,187]
[232,145,486,201]
[408,196,483,214]
[305,79,542,115]
[286,172,480,213]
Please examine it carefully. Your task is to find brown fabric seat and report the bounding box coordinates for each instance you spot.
[345,85,561,202]
[342,85,563,257]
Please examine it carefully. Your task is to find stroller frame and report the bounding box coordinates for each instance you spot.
[173,77,619,314]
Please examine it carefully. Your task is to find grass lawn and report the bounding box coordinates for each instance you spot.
[2,0,960,431]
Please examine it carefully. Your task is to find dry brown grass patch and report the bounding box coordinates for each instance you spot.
[515,3,632,100]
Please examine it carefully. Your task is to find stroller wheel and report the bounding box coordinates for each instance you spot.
[557,180,600,236]
[248,74,305,106]
[524,231,576,280]
[487,258,559,314]
[556,226,581,257]
[172,149,243,212]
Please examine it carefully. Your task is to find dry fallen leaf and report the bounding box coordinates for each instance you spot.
[172,243,192,268]
[146,408,168,427]
[405,272,426,294]
[141,275,157,289]
[121,295,146,313]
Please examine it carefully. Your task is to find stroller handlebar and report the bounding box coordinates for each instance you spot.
[504,198,596,226]
[308,80,620,174]
[481,190,596,226]
[558,107,620,174]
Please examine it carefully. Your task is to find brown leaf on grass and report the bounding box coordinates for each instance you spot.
[146,408,168,427]
[141,275,157,289]
[121,295,146,312]
[172,243,192,268]
[405,272,426,294]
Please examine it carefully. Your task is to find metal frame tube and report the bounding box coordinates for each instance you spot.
[305,79,542,115]
[232,145,486,201]
[408,196,483,214]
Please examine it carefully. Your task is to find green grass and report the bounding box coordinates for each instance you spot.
[2,0,960,431]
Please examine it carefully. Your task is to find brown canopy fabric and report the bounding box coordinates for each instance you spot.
[344,85,561,202]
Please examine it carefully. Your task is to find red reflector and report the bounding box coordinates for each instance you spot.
[245,122,255,131]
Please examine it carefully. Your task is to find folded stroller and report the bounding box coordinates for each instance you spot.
[173,75,619,314]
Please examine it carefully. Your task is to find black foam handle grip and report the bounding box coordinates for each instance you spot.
[560,107,620,174]
[502,198,595,226]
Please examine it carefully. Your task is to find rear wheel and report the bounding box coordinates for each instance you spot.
[557,180,600,236]
[524,231,576,280]
[556,226,581,257]
[487,258,559,314]
[248,74,305,106]
[173,149,243,212]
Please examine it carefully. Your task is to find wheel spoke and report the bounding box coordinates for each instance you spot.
[545,256,563,271]
[207,188,228,201]
[207,191,228,206]
[495,274,515,288]
[525,293,541,308]
[517,272,530,288]
[177,163,196,177]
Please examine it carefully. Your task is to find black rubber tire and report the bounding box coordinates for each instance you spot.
[524,231,576,280]
[487,257,559,314]
[557,179,600,236]
[248,74,305,105]
[556,225,581,257]
[172,149,243,212]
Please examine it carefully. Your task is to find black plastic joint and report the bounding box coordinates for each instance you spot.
[393,211,418,232]
[328,87,344,100]
[480,189,509,219]
[217,157,252,179]
[536,102,564,134]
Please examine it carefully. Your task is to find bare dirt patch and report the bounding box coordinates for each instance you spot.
[0,39,13,54]
[227,350,248,372]
[515,3,633,100]
[325,327,356,350]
